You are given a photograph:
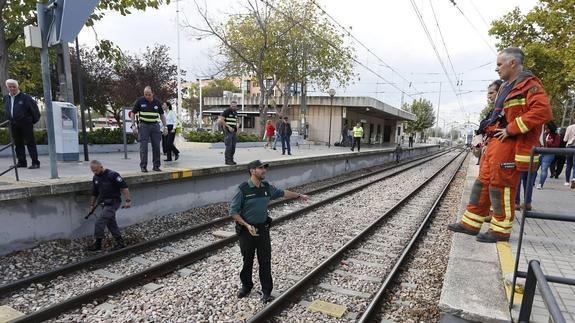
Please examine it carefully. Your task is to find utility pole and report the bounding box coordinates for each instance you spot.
[75,37,89,161]
[175,0,182,117]
[436,81,442,128]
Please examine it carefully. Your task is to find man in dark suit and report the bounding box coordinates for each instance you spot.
[4,79,41,169]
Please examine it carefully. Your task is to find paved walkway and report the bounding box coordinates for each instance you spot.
[0,140,402,184]
[510,172,575,322]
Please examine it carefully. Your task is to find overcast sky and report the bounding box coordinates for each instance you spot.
[78,0,539,128]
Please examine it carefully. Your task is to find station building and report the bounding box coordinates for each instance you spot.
[202,96,416,146]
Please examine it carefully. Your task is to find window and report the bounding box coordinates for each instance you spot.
[243,116,255,128]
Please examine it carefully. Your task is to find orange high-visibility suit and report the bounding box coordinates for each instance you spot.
[460,72,552,238]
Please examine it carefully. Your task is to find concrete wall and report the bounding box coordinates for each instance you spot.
[0,146,439,255]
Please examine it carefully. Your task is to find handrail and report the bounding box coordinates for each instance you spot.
[0,120,19,181]
[518,260,567,323]
[510,147,575,315]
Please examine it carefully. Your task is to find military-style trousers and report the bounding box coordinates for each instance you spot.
[238,223,272,295]
[224,131,237,163]
[460,137,520,238]
[94,199,122,240]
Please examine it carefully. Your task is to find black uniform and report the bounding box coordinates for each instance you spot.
[132,97,164,170]
[222,108,238,164]
[92,169,128,240]
[4,92,41,167]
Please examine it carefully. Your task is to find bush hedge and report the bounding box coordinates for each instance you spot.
[0,128,136,145]
[184,131,262,143]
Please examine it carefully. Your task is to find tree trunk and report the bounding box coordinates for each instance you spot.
[0,13,9,97]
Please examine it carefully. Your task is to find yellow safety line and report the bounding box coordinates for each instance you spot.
[496,241,523,304]
[171,169,193,180]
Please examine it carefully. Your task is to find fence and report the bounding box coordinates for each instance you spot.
[0,120,19,181]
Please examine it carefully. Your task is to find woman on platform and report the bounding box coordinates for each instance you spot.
[264,119,275,149]
[162,101,180,161]
[537,122,560,189]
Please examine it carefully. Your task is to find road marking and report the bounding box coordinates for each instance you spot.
[496,241,523,304]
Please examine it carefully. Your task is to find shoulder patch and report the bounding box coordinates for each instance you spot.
[529,86,539,94]
[116,176,123,182]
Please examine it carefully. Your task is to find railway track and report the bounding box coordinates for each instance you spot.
[3,148,458,322]
[246,150,466,322]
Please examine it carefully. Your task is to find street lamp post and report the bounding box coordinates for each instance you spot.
[196,76,213,129]
[328,89,336,148]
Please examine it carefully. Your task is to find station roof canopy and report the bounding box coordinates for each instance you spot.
[203,96,416,121]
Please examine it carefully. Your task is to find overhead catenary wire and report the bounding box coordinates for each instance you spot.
[408,0,467,118]
[428,0,460,87]
[310,0,420,95]
[258,0,418,101]
[448,0,497,55]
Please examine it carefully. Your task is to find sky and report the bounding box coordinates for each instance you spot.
[78,0,539,131]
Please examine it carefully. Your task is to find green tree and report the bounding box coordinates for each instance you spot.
[489,0,575,124]
[190,0,355,121]
[402,98,435,136]
[0,0,170,96]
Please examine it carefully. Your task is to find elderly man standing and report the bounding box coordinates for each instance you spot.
[448,47,552,243]
[3,79,41,169]
[130,86,168,172]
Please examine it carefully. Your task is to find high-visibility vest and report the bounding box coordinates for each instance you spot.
[138,111,160,123]
[353,126,363,138]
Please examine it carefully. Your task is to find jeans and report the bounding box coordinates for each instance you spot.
[281,135,291,154]
[538,154,555,187]
[272,133,280,149]
[516,171,537,204]
[566,144,575,182]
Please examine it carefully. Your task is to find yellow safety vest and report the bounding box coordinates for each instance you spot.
[353,126,363,138]
[138,111,160,123]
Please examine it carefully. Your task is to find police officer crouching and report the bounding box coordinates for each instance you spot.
[230,160,309,303]
[85,160,132,251]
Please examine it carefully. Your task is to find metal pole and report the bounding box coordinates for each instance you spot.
[199,79,203,129]
[328,97,332,148]
[176,0,182,117]
[75,38,89,161]
[8,122,19,181]
[436,81,441,128]
[38,3,58,178]
[241,82,245,132]
[122,108,128,159]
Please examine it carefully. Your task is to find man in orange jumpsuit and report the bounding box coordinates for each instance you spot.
[448,47,552,243]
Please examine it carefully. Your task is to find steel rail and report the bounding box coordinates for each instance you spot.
[247,150,465,322]
[9,150,457,323]
[0,148,451,298]
[358,150,466,321]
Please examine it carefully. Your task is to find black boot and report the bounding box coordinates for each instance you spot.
[85,239,102,251]
[111,237,126,251]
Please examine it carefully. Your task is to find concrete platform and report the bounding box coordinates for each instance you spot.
[440,156,575,322]
[0,142,439,255]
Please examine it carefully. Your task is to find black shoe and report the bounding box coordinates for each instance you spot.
[16,163,27,168]
[288,153,292,155]
[152,167,162,172]
[447,223,478,236]
[282,153,285,155]
[476,231,509,243]
[85,239,102,251]
[237,287,252,298]
[272,148,277,150]
[175,154,179,161]
[225,161,237,165]
[164,159,172,162]
[141,167,148,173]
[28,164,40,169]
[260,292,274,303]
[111,241,126,251]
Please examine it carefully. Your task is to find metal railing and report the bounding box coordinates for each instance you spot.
[518,260,572,323]
[0,120,19,181]
[510,147,575,320]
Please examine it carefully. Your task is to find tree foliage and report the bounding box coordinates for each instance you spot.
[0,0,170,96]
[402,98,435,135]
[489,0,575,123]
[71,44,180,124]
[189,0,356,119]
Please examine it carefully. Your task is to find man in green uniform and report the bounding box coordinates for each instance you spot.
[230,160,309,303]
